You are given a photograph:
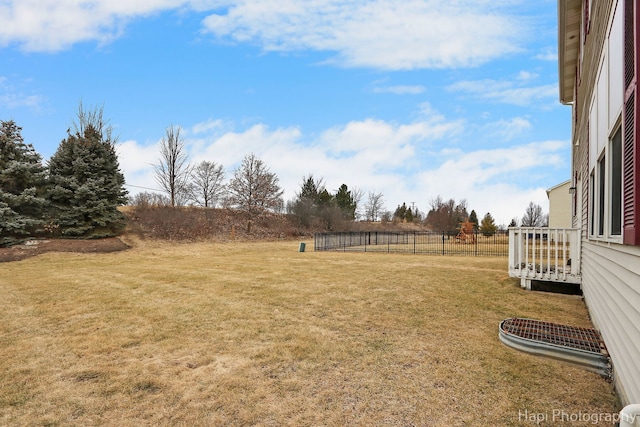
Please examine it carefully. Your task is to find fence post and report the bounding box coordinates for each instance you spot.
[475,230,478,256]
[442,232,445,256]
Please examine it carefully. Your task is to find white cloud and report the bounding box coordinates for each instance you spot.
[535,47,557,61]
[516,71,538,81]
[201,0,525,70]
[448,78,558,107]
[415,140,566,224]
[484,117,533,141]
[1,0,528,71]
[0,76,45,110]
[0,0,194,52]
[117,138,163,193]
[190,118,225,135]
[373,85,426,95]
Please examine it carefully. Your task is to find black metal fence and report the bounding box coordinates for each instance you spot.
[314,230,509,257]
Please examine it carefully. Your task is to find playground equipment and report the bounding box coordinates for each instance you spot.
[456,219,476,244]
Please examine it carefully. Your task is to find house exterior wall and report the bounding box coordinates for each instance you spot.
[562,0,640,405]
[547,180,572,227]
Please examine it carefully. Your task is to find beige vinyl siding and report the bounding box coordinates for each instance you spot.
[548,181,572,227]
[569,0,640,405]
[581,241,640,404]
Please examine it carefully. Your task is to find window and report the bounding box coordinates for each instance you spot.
[590,170,595,236]
[598,155,605,235]
[590,126,623,240]
[610,127,622,235]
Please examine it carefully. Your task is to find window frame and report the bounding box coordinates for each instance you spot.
[610,126,623,235]
[589,122,624,243]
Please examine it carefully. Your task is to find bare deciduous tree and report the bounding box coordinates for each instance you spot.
[351,186,364,220]
[364,191,385,222]
[154,125,191,207]
[227,153,283,213]
[521,201,547,227]
[188,161,226,207]
[425,196,468,234]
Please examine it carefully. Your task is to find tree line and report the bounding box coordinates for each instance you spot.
[2,107,550,245]
[0,107,127,246]
[144,124,551,234]
[147,127,382,228]
[144,125,284,213]
[428,198,549,235]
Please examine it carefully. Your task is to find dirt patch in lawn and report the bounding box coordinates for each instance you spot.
[0,237,130,263]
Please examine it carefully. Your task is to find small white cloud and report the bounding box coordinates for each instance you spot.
[190,118,225,135]
[372,85,426,95]
[448,77,558,107]
[484,117,533,141]
[535,47,558,61]
[0,75,45,110]
[517,71,538,81]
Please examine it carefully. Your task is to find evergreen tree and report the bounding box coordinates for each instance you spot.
[406,207,415,223]
[288,175,326,226]
[317,189,333,207]
[334,184,356,220]
[480,212,498,237]
[394,202,415,223]
[0,120,49,245]
[394,203,408,222]
[298,175,322,204]
[469,209,479,231]
[47,106,128,238]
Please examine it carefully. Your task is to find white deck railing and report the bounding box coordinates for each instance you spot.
[508,227,581,287]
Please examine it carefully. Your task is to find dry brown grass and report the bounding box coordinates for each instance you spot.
[0,238,619,426]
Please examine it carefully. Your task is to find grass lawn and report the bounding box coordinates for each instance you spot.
[0,238,619,426]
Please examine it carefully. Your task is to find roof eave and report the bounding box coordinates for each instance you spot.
[558,0,582,105]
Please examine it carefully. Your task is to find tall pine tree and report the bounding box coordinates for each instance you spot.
[334,184,357,220]
[47,106,128,238]
[0,120,49,245]
[469,209,479,231]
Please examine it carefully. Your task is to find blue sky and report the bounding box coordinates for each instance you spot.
[0,0,569,225]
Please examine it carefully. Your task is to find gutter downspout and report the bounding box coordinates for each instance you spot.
[620,404,640,427]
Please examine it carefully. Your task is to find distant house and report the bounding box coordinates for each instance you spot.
[556,0,640,405]
[546,180,572,228]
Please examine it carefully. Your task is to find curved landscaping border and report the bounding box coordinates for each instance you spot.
[0,237,130,263]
